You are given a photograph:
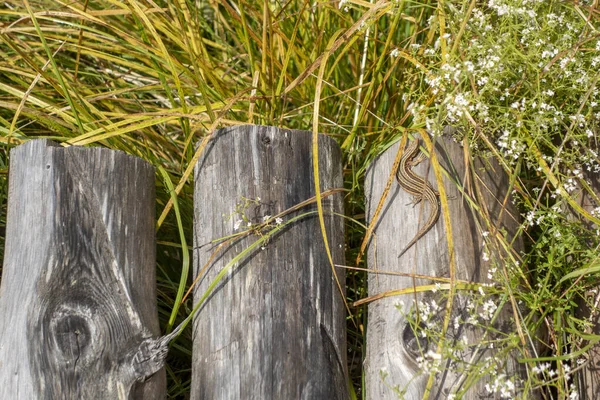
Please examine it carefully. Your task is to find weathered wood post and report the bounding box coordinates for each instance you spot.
[0,140,166,399]
[365,132,529,398]
[575,170,600,397]
[192,125,347,399]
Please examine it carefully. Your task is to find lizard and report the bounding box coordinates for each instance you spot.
[395,138,440,258]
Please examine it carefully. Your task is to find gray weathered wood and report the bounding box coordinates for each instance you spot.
[576,170,600,399]
[0,140,166,399]
[365,133,530,399]
[192,125,347,399]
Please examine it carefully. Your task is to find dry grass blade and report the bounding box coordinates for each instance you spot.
[2,0,597,397]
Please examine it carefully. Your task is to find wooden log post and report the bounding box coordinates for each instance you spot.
[0,140,166,399]
[575,170,600,397]
[365,132,529,399]
[192,125,347,399]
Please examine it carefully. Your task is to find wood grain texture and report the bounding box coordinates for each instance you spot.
[575,169,600,399]
[192,125,347,399]
[365,133,531,399]
[0,140,166,399]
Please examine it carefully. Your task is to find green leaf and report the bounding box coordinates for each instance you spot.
[559,262,600,284]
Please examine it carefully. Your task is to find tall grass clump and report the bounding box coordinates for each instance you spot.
[0,0,599,398]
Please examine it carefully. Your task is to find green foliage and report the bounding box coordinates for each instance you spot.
[1,0,599,398]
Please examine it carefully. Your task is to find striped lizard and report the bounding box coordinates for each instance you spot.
[395,138,440,258]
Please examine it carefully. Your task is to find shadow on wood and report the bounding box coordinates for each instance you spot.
[0,140,165,399]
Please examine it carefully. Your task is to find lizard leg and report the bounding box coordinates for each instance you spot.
[407,195,424,207]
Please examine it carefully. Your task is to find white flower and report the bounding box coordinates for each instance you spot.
[234,220,243,230]
[481,299,497,321]
[453,316,460,330]
[275,217,283,225]
[570,384,579,399]
[526,211,536,226]
[485,373,515,398]
[532,362,551,374]
[563,362,572,374]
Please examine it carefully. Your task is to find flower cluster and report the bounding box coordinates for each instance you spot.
[389,0,599,396]
[485,373,516,399]
[415,350,442,373]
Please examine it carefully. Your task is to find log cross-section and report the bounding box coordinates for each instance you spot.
[0,140,166,399]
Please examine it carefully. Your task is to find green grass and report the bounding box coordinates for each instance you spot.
[1,0,599,398]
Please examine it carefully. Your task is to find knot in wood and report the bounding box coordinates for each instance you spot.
[401,321,428,362]
[49,309,93,362]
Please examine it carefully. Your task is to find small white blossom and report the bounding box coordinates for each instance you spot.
[415,350,442,373]
[526,211,536,226]
[532,362,551,374]
[481,299,498,321]
[485,374,516,399]
[570,384,579,399]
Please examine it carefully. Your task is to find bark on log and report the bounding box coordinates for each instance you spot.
[192,125,347,399]
[365,132,531,399]
[0,140,166,399]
